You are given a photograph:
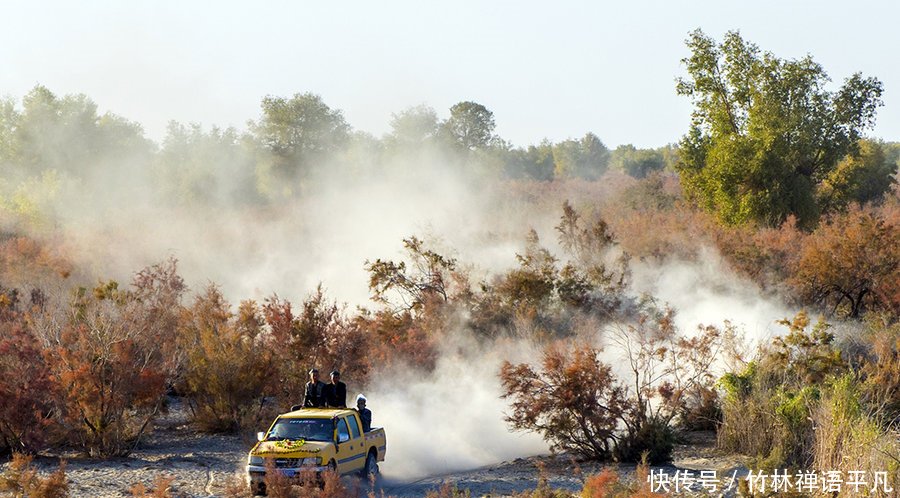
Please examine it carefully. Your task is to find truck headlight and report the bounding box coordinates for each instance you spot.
[301,457,321,465]
[248,455,264,465]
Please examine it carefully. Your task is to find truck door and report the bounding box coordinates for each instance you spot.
[334,416,365,473]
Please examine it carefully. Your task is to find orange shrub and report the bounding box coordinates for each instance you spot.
[264,286,373,410]
[792,205,899,318]
[0,453,68,498]
[582,469,619,498]
[129,475,177,498]
[356,308,437,372]
[500,343,629,460]
[32,260,185,456]
[178,285,273,432]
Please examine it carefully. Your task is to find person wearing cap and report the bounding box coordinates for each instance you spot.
[356,394,372,432]
[324,370,347,408]
[302,368,327,408]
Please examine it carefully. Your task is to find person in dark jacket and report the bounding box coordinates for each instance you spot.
[356,394,372,432]
[324,370,347,408]
[302,368,327,408]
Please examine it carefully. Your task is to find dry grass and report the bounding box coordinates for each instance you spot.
[0,453,68,498]
[129,475,179,497]
[220,459,364,498]
[813,376,900,498]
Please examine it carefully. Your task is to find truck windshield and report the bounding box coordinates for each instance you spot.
[266,418,333,442]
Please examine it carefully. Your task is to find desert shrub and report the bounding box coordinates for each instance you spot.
[29,260,185,457]
[605,202,712,262]
[770,313,846,384]
[717,312,847,467]
[616,173,679,212]
[233,459,359,498]
[858,315,900,420]
[582,469,620,498]
[613,416,675,465]
[711,215,804,290]
[129,475,177,497]
[675,385,720,431]
[31,261,184,457]
[0,235,73,289]
[0,453,68,498]
[609,307,724,463]
[581,459,668,498]
[366,236,461,314]
[475,203,630,337]
[554,202,630,315]
[178,285,273,432]
[792,205,899,318]
[361,235,462,367]
[356,308,438,372]
[500,343,629,460]
[501,306,722,464]
[507,478,572,498]
[812,374,900,496]
[0,294,57,454]
[264,286,372,410]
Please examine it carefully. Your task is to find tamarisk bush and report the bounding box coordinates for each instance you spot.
[32,259,185,457]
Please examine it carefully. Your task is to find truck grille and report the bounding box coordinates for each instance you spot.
[274,458,301,468]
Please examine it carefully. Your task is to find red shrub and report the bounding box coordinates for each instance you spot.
[0,321,57,453]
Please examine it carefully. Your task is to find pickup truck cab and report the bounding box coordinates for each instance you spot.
[246,408,386,495]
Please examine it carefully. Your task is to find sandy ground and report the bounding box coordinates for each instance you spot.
[2,399,747,497]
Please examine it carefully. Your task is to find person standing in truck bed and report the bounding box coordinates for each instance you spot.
[324,370,347,408]
[302,368,327,407]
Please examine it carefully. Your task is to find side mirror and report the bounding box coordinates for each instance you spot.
[338,433,350,443]
[257,432,265,442]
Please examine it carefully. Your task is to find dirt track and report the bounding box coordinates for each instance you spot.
[2,399,745,497]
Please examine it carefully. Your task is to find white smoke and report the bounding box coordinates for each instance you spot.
[365,333,546,479]
[630,247,796,340]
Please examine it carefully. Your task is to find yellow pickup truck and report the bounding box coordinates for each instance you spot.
[246,408,387,495]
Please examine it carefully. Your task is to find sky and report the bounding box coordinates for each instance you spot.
[2,0,898,148]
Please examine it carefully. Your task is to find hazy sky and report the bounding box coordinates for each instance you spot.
[2,0,898,148]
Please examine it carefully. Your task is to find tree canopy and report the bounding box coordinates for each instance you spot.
[675,29,884,228]
[441,101,496,150]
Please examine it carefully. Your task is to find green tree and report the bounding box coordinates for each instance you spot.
[553,133,610,179]
[818,139,897,212]
[156,122,258,205]
[251,92,350,177]
[387,104,438,147]
[675,29,883,228]
[0,97,20,165]
[609,144,665,178]
[441,101,496,150]
[504,140,555,180]
[8,86,151,175]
